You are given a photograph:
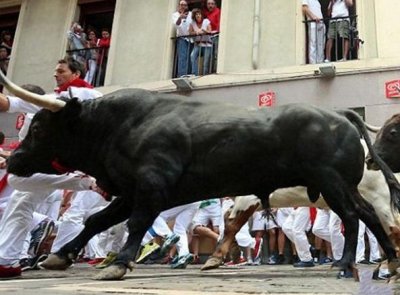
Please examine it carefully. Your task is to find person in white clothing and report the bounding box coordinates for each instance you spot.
[356,220,381,264]
[0,57,102,278]
[172,0,193,77]
[137,202,200,269]
[312,208,344,263]
[302,0,326,64]
[282,207,314,267]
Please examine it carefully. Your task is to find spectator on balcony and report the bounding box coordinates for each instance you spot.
[67,22,87,64]
[202,0,220,72]
[0,31,13,55]
[172,0,193,77]
[84,29,99,86]
[302,0,325,64]
[324,0,353,62]
[189,8,213,76]
[97,28,111,86]
[0,46,9,75]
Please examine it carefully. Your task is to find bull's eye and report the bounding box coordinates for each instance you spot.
[390,128,397,137]
[31,125,44,139]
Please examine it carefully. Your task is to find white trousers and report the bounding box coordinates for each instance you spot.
[0,173,94,264]
[356,220,381,262]
[312,209,344,261]
[51,190,108,258]
[308,22,326,64]
[282,207,312,262]
[142,202,200,256]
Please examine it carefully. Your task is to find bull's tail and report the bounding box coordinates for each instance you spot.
[340,110,400,213]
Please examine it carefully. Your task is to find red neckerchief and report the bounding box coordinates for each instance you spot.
[54,78,93,94]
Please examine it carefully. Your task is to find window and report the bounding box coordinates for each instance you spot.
[304,0,359,64]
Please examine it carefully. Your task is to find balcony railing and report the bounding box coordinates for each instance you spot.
[304,15,363,64]
[171,33,219,78]
[66,47,109,87]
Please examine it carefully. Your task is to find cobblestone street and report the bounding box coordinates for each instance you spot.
[0,263,397,295]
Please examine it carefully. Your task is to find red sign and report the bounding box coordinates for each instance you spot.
[258,91,276,107]
[385,80,400,98]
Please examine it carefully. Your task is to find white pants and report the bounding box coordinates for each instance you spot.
[312,209,344,261]
[51,190,109,258]
[142,202,200,256]
[97,221,128,254]
[84,59,97,85]
[282,207,312,262]
[0,173,94,264]
[356,220,381,262]
[308,22,326,64]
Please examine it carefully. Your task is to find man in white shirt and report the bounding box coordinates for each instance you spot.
[172,0,192,77]
[302,0,326,64]
[0,57,103,278]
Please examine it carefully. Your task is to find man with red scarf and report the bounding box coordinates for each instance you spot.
[0,57,104,278]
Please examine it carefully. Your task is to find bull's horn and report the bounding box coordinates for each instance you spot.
[0,68,65,112]
[365,123,381,133]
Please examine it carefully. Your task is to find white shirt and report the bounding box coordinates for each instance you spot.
[172,11,192,37]
[331,0,349,18]
[302,0,323,20]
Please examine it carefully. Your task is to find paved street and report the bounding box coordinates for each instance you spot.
[0,263,397,295]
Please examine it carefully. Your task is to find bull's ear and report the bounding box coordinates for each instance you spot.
[61,97,82,126]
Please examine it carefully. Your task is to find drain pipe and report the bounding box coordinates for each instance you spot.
[252,0,261,70]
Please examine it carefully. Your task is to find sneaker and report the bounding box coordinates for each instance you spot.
[0,263,21,278]
[357,259,370,265]
[252,257,262,266]
[267,254,278,265]
[319,257,333,265]
[19,258,33,272]
[224,257,247,267]
[370,258,383,264]
[246,258,254,265]
[252,238,263,260]
[28,219,55,257]
[277,254,285,264]
[293,259,315,267]
[171,253,194,269]
[136,242,160,263]
[324,59,331,63]
[95,252,118,269]
[160,233,180,255]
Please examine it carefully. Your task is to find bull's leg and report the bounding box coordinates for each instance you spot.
[41,197,132,270]
[94,209,156,280]
[316,175,360,279]
[351,190,399,275]
[201,201,260,271]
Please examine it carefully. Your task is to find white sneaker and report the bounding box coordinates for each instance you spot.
[324,59,331,63]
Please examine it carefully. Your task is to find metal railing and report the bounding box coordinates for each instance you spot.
[171,32,219,78]
[304,15,363,64]
[66,46,109,87]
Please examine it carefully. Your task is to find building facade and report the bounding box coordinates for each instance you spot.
[1,0,400,137]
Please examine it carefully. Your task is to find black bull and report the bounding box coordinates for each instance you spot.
[6,88,400,280]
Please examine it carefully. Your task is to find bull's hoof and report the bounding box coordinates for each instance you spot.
[39,253,72,270]
[93,264,128,280]
[201,256,223,271]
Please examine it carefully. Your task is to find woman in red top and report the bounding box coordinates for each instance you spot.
[97,28,111,86]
